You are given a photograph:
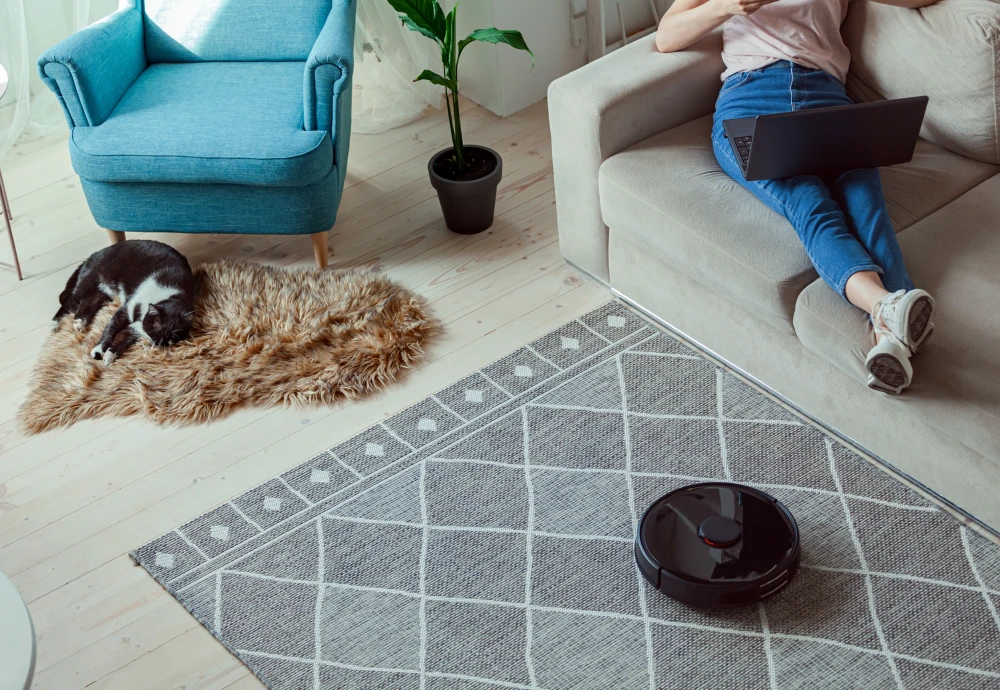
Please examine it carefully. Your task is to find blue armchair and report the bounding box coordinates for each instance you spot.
[38,0,357,267]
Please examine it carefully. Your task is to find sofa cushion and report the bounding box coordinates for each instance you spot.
[843,0,1000,165]
[144,0,331,62]
[793,174,1000,462]
[881,141,1000,231]
[599,115,998,333]
[70,62,332,187]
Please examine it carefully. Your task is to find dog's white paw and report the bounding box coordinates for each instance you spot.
[102,351,117,367]
[49,320,60,333]
[90,344,105,360]
[73,318,85,332]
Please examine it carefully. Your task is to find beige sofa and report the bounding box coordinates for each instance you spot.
[549,0,1000,531]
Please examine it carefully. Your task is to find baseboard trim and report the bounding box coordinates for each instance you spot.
[564,258,1000,543]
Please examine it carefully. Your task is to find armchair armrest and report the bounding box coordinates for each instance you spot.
[547,32,724,281]
[37,6,145,128]
[304,0,357,192]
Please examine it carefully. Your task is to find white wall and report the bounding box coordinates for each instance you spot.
[491,0,588,116]
[441,0,503,115]
[453,0,662,117]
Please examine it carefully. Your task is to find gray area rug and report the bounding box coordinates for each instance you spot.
[132,301,1000,689]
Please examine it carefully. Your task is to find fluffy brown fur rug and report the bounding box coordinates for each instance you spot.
[19,260,435,433]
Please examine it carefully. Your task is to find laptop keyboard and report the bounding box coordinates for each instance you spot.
[733,135,753,166]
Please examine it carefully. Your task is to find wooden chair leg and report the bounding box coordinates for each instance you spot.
[312,231,329,269]
[107,230,126,245]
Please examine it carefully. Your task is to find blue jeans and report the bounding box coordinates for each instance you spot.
[712,61,913,298]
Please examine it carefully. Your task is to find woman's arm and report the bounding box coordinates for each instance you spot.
[655,0,780,53]
[868,0,939,7]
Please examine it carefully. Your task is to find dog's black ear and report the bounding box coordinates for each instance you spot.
[147,304,160,318]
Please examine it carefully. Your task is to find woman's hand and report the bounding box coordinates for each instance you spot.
[712,0,780,16]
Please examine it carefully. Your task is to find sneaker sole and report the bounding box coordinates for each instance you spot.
[867,353,909,394]
[906,296,934,352]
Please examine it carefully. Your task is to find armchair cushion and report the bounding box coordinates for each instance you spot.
[70,62,332,187]
[37,7,146,127]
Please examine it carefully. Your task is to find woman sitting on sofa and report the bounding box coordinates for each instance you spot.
[655,0,938,394]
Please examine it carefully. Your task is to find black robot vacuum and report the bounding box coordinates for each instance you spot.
[635,482,800,608]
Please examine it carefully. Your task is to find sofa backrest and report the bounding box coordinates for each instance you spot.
[143,0,332,62]
[842,0,1000,165]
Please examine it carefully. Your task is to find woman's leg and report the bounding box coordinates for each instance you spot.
[712,62,925,393]
[829,167,914,294]
[711,128,882,301]
[831,167,935,354]
[844,271,890,316]
[712,62,884,304]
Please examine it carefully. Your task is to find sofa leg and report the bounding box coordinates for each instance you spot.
[312,231,329,269]
[107,230,126,245]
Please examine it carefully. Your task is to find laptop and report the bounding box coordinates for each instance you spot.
[722,96,928,181]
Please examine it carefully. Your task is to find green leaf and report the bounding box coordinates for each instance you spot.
[458,28,534,69]
[443,3,458,75]
[385,0,447,43]
[414,69,457,91]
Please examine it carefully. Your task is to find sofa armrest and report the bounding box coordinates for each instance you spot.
[37,6,145,128]
[547,32,724,281]
[304,0,357,192]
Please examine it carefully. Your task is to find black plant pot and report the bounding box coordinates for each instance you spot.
[428,145,503,235]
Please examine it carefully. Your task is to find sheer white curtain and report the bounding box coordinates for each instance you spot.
[0,0,114,160]
[353,0,443,133]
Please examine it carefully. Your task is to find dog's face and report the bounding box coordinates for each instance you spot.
[143,303,192,347]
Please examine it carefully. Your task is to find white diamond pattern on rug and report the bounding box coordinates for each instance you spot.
[133,301,1000,690]
[514,365,533,378]
[210,525,230,541]
[382,397,464,448]
[560,336,580,350]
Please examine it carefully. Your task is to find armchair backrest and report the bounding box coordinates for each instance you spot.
[140,0,333,63]
[842,0,1000,165]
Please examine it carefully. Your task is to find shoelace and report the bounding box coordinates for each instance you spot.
[871,290,906,345]
[870,290,907,337]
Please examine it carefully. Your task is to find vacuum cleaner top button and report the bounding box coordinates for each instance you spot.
[698,515,742,548]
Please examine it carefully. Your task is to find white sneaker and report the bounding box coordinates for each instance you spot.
[866,331,913,395]
[871,289,935,353]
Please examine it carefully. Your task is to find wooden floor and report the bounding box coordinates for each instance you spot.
[0,98,607,689]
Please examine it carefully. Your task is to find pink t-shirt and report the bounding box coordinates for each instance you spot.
[721,0,852,83]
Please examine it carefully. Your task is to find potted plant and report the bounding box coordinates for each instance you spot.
[385,0,533,234]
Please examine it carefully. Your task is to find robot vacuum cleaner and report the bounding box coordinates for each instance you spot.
[635,482,800,608]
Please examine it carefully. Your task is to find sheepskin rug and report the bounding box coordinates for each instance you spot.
[19,260,435,433]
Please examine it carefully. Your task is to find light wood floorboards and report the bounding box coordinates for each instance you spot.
[0,97,605,690]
